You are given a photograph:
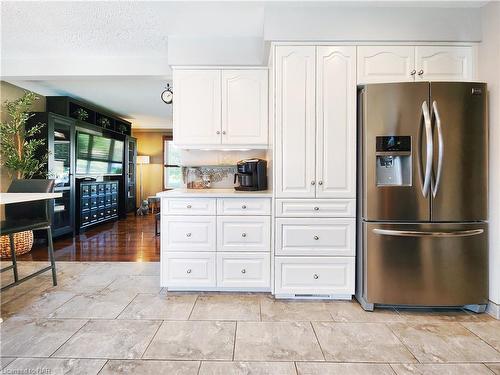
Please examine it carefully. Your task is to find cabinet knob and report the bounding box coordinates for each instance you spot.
[314,207,320,211]
[410,69,416,76]
[186,205,192,209]
[216,131,221,135]
[314,235,319,240]
[418,69,424,76]
[313,274,319,279]
[241,269,246,274]
[222,131,226,135]
[241,233,247,238]
[318,181,323,185]
[186,269,192,274]
[242,205,247,209]
[186,232,192,237]
[311,181,316,185]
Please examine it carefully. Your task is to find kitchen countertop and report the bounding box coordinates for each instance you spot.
[156,188,272,198]
[0,192,63,205]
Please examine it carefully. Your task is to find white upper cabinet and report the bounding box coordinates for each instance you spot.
[275,46,316,198]
[357,45,475,84]
[173,68,268,147]
[357,46,415,83]
[316,46,357,199]
[222,70,268,145]
[415,46,474,81]
[173,70,222,145]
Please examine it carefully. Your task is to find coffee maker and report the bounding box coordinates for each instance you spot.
[234,159,267,191]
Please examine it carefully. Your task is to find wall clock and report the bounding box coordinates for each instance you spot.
[161,84,173,104]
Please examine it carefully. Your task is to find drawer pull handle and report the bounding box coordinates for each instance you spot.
[186,233,192,237]
[186,269,192,274]
[241,269,246,274]
[187,205,192,209]
[242,205,247,209]
[241,233,247,238]
[314,207,319,211]
[314,235,319,240]
[313,274,319,279]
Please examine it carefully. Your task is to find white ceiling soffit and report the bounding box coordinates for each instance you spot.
[264,4,482,41]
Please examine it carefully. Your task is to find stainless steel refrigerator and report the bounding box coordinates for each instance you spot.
[356,82,488,312]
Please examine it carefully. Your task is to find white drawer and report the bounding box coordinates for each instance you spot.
[162,198,216,215]
[217,252,270,289]
[276,218,355,256]
[163,252,216,288]
[217,198,271,215]
[217,216,270,252]
[274,256,355,296]
[276,199,355,218]
[163,216,216,251]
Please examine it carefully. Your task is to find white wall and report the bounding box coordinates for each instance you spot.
[264,5,482,42]
[479,1,500,307]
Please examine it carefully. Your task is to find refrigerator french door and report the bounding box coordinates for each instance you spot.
[357,82,488,311]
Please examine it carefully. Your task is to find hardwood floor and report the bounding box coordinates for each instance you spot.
[19,213,160,262]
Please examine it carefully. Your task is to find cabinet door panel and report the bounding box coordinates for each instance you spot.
[316,46,357,198]
[275,46,316,198]
[274,256,355,296]
[163,252,216,288]
[173,70,221,145]
[276,218,355,256]
[217,216,270,252]
[217,253,270,289]
[415,46,473,81]
[357,46,415,83]
[163,216,216,251]
[222,70,268,145]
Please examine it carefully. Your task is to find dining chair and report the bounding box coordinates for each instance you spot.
[0,179,57,290]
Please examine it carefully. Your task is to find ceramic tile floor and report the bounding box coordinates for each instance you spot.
[0,261,499,375]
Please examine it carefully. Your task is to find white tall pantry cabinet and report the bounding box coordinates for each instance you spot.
[273,45,357,298]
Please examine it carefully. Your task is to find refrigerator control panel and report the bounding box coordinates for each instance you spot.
[376,136,411,152]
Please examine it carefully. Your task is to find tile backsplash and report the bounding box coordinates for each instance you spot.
[177,149,268,188]
[177,149,267,166]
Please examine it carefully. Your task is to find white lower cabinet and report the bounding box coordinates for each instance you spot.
[163,216,216,252]
[164,252,216,288]
[276,218,355,256]
[161,196,271,291]
[217,216,270,252]
[276,199,355,218]
[217,253,270,289]
[274,256,355,297]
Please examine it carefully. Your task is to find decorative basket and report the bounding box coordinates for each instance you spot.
[0,230,34,258]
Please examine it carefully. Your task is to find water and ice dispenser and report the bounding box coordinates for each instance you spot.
[376,136,412,186]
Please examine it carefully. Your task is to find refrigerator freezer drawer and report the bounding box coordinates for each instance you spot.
[363,222,488,306]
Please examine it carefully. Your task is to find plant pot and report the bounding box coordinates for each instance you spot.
[0,230,34,258]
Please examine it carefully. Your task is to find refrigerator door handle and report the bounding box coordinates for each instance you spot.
[417,101,433,197]
[431,100,444,198]
[372,228,484,238]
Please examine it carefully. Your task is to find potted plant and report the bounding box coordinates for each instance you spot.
[0,91,49,257]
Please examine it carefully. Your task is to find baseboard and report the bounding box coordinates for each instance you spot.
[486,300,500,319]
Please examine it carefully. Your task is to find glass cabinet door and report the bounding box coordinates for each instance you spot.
[53,125,72,188]
[50,115,75,236]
